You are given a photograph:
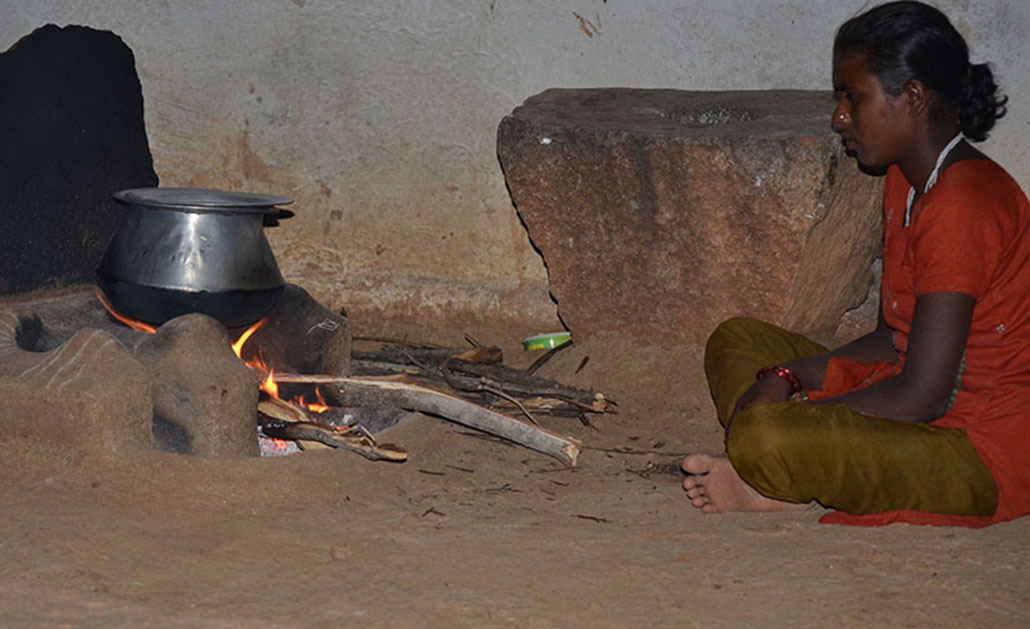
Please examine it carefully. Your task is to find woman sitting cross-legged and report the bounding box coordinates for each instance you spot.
[682,0,1030,527]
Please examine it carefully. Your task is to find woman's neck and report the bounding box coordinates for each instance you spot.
[898,123,964,192]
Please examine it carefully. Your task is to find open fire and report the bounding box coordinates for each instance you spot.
[97,287,356,456]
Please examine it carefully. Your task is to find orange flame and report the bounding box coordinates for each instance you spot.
[293,387,329,414]
[232,319,306,406]
[231,317,267,357]
[232,318,330,418]
[261,368,279,398]
[231,319,278,397]
[95,288,157,333]
[308,387,329,413]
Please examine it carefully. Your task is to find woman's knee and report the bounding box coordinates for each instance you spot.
[704,317,764,370]
[705,317,761,351]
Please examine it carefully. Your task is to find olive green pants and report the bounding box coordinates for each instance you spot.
[706,317,997,516]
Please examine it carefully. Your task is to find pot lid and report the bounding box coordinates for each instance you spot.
[113,187,293,214]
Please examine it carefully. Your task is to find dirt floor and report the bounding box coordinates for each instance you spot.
[1,319,1029,628]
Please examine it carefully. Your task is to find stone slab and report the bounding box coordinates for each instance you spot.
[497,88,883,343]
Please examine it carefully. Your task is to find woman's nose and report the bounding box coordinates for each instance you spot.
[831,104,849,133]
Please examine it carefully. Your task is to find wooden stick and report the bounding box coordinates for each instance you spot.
[259,395,310,423]
[440,359,539,425]
[351,346,501,364]
[350,359,611,411]
[448,361,611,410]
[272,374,582,466]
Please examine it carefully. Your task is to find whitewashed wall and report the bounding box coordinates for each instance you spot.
[3,1,1027,332]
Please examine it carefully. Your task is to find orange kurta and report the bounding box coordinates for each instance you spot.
[819,160,1030,527]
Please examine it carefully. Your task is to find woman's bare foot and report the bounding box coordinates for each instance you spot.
[681,454,802,514]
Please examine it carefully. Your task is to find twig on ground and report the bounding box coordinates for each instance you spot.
[573,514,611,523]
[525,340,573,376]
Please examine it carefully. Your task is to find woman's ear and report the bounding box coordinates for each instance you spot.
[904,79,930,117]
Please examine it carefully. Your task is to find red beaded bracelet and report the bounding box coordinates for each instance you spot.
[755,365,804,396]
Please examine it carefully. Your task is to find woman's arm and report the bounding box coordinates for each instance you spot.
[783,304,899,391]
[730,305,896,416]
[811,291,975,422]
[731,291,973,425]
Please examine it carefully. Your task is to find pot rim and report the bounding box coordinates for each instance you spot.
[113,187,293,215]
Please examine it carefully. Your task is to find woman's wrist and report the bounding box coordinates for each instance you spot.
[756,365,804,396]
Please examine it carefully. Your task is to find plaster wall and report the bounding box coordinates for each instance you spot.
[3,1,1028,333]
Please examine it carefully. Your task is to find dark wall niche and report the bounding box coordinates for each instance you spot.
[0,24,158,295]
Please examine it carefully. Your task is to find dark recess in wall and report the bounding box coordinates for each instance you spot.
[0,23,158,295]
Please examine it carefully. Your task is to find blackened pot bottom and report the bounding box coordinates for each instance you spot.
[96,274,284,328]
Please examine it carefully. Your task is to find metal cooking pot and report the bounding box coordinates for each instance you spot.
[96,187,293,327]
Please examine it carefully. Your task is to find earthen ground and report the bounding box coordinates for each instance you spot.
[1,321,1027,627]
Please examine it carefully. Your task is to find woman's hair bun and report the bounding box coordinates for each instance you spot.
[959,62,1008,142]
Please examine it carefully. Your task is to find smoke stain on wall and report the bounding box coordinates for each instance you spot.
[238,129,274,184]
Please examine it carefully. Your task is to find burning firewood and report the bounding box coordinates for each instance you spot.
[273,374,583,466]
[259,418,407,462]
[236,322,588,465]
[257,396,408,462]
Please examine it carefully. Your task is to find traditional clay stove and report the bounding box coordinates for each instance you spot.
[2,280,355,458]
[2,280,596,466]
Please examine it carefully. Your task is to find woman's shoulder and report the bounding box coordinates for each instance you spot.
[886,159,1027,196]
[937,160,1028,201]
[929,159,1030,223]
[880,161,1028,227]
[914,159,1025,251]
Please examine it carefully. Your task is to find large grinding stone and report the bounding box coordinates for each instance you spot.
[497,89,883,343]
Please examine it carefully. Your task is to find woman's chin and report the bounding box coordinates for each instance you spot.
[843,148,889,175]
[854,156,890,176]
